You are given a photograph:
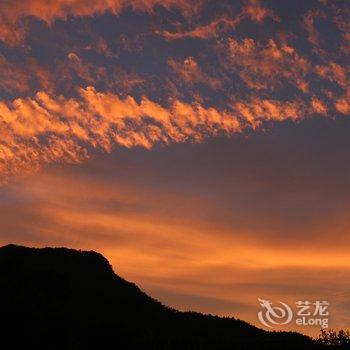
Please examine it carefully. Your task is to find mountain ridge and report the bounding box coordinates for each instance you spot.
[0,244,322,349]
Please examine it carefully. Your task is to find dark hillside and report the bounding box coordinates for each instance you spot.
[0,244,322,349]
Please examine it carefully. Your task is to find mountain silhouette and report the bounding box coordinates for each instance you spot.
[0,244,323,349]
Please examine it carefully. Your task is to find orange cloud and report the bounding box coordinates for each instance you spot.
[332,4,350,56]
[225,38,310,93]
[156,0,278,41]
[2,79,345,184]
[233,97,304,127]
[7,82,343,184]
[335,96,350,115]
[315,62,348,88]
[311,97,328,115]
[157,16,241,41]
[0,0,201,45]
[314,61,349,115]
[303,9,326,48]
[168,57,221,89]
[0,86,243,184]
[244,0,279,23]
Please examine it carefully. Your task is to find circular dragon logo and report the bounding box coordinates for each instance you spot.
[257,298,293,328]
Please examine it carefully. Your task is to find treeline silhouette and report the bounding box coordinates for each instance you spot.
[317,330,350,349]
[0,244,328,349]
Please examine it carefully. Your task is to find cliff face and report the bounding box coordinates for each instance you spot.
[0,244,321,349]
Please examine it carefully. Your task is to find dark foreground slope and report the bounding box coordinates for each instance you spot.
[0,244,322,349]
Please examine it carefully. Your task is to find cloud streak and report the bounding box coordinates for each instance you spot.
[0,0,349,336]
[0,0,201,45]
[8,73,348,184]
[0,86,242,183]
[0,1,349,184]
[2,138,350,335]
[1,77,348,184]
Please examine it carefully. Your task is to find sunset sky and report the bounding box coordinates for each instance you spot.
[0,0,349,336]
